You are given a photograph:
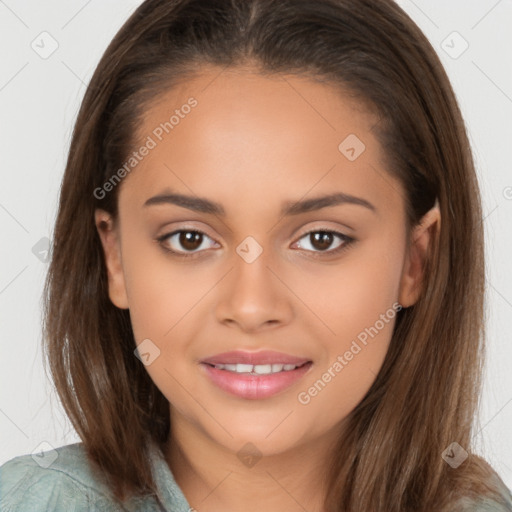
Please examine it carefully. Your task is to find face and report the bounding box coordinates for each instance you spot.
[95,66,438,460]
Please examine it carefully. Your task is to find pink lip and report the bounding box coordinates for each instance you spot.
[201,350,310,366]
[200,350,313,400]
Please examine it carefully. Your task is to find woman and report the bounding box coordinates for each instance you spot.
[1,0,511,510]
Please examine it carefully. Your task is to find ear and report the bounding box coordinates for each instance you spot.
[94,209,129,309]
[398,201,441,308]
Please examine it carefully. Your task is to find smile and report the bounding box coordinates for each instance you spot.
[199,351,313,399]
[208,362,304,374]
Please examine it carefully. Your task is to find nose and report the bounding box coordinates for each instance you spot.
[214,244,294,333]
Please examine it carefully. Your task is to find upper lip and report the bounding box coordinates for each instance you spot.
[201,350,311,366]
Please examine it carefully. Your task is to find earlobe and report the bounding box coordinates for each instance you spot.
[94,209,129,309]
[398,202,441,308]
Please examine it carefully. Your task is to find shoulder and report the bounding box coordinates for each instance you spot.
[454,469,512,512]
[0,442,123,511]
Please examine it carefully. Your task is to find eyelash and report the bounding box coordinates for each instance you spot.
[156,228,355,260]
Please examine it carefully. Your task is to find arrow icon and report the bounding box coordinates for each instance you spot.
[338,134,365,161]
[236,237,263,263]
[440,31,468,59]
[442,441,468,468]
[32,237,51,263]
[134,339,161,365]
[31,441,58,468]
[31,31,59,60]
[237,442,262,468]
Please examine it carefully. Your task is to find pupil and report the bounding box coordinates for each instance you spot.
[312,232,332,251]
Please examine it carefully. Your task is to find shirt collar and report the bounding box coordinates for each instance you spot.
[131,440,192,512]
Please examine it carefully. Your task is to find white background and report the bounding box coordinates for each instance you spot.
[1,0,511,489]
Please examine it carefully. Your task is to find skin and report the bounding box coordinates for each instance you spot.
[95,66,440,512]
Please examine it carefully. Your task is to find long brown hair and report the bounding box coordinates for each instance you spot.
[43,0,505,509]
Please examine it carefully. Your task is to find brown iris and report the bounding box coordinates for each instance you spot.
[310,231,334,251]
[179,231,203,251]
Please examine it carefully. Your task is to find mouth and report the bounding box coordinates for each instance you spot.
[203,361,310,375]
[199,350,313,399]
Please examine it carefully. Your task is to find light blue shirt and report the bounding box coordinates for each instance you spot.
[1,442,191,511]
[1,442,512,511]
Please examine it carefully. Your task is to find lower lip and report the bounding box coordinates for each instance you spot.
[200,362,313,400]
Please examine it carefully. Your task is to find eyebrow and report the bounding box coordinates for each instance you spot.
[143,190,376,216]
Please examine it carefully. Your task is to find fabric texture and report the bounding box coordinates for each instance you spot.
[0,442,191,511]
[453,470,512,512]
[1,441,512,511]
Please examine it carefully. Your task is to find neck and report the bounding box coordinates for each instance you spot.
[164,417,339,512]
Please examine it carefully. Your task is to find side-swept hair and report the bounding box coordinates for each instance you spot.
[43,0,503,509]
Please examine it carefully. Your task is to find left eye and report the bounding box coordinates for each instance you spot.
[294,230,353,254]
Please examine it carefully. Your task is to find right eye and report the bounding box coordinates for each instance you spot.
[156,229,219,258]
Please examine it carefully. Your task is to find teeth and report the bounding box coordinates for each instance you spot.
[253,364,272,374]
[213,363,302,374]
[234,363,253,373]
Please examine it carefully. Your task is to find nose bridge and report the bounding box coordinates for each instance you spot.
[231,234,277,299]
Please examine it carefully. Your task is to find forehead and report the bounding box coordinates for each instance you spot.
[120,67,399,214]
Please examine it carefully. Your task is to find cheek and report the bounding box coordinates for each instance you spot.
[120,238,210,406]
[294,236,405,416]
[306,234,405,341]
[120,232,210,341]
